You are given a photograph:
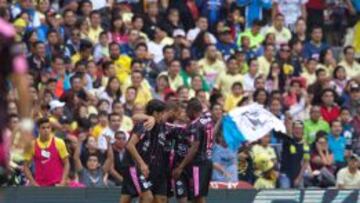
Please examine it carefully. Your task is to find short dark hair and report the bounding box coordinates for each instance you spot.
[70,73,82,84]
[145,99,166,115]
[343,45,354,54]
[135,42,147,51]
[315,68,326,77]
[80,39,93,51]
[90,10,100,18]
[232,82,243,89]
[163,45,174,54]
[330,119,342,127]
[108,112,120,120]
[186,98,203,115]
[37,117,50,127]
[51,55,64,63]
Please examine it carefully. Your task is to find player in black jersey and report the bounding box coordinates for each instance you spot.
[120,99,168,203]
[173,98,214,203]
[131,101,191,203]
[163,102,190,203]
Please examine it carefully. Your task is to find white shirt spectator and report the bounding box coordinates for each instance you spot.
[243,73,256,93]
[336,167,360,189]
[98,127,129,151]
[147,41,165,63]
[186,27,217,44]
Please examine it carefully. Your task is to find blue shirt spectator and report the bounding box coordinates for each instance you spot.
[328,133,347,164]
[302,26,328,60]
[212,143,238,182]
[303,41,328,60]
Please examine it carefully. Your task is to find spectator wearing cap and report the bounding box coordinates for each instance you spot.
[328,120,352,169]
[48,99,66,130]
[88,10,103,44]
[23,118,70,186]
[109,42,132,85]
[267,14,292,46]
[303,26,329,60]
[251,134,277,175]
[237,20,264,49]
[214,56,243,95]
[343,83,360,116]
[216,26,237,60]
[253,153,277,189]
[304,106,330,145]
[172,29,189,57]
[338,46,360,79]
[336,154,360,189]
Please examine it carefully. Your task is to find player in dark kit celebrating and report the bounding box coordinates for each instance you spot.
[120,99,168,203]
[164,102,190,203]
[173,98,214,203]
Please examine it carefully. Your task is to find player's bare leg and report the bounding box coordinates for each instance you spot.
[153,195,167,203]
[119,194,132,203]
[140,191,154,203]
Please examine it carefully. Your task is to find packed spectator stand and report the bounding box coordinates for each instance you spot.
[0,0,360,191]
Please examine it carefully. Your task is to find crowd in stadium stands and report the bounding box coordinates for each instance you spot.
[1,0,360,190]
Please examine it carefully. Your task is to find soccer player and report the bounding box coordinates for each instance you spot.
[120,99,168,203]
[131,101,191,203]
[166,102,191,203]
[173,98,215,203]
